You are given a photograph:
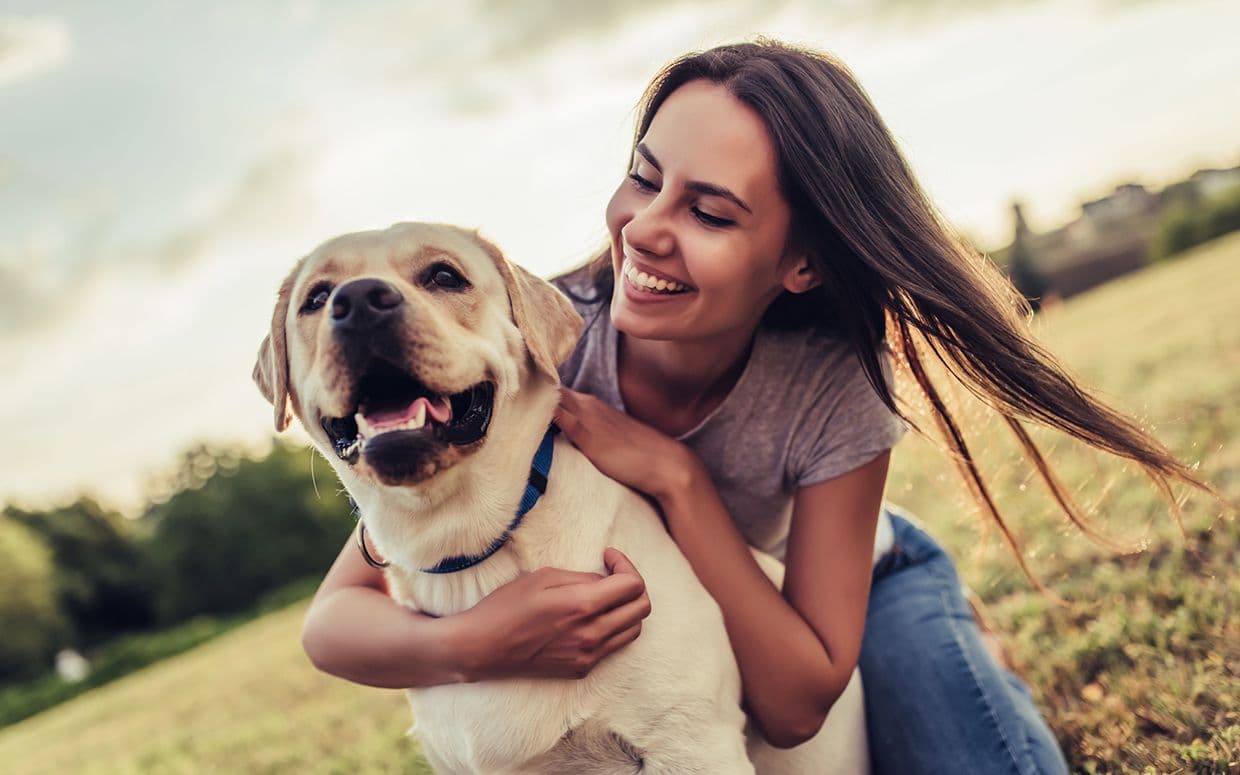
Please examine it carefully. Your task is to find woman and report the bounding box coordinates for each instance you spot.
[302,41,1207,773]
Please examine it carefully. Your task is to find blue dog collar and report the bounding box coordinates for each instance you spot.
[421,424,559,574]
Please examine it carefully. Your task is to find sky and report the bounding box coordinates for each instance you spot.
[1,0,1238,513]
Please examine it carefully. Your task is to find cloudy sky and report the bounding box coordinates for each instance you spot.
[2,0,1237,513]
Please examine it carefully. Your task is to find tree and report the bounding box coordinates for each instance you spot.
[1006,202,1049,309]
[1150,184,1240,261]
[143,442,355,623]
[0,516,69,679]
[7,499,154,646]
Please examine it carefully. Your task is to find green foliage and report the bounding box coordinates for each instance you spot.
[0,517,69,680]
[143,442,354,624]
[1150,184,1240,261]
[5,499,154,646]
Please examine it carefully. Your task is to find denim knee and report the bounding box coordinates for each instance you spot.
[862,508,1069,775]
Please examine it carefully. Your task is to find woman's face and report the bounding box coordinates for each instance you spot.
[605,79,815,343]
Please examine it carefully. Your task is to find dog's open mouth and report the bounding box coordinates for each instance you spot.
[320,360,494,465]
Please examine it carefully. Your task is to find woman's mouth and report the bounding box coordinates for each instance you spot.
[621,258,693,296]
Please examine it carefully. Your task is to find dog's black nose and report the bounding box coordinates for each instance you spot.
[330,278,404,332]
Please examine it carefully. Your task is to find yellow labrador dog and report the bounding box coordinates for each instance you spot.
[254,222,868,774]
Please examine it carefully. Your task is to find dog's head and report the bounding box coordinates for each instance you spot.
[253,223,582,488]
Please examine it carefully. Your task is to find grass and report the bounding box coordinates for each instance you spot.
[886,233,1239,772]
[1,234,1237,773]
[0,577,322,729]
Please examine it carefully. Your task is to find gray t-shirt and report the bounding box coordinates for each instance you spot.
[555,284,906,563]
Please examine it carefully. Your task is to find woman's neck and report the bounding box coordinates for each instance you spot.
[616,325,756,435]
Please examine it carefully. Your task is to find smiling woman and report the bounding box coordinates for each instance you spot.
[291,39,1218,775]
[542,38,1222,773]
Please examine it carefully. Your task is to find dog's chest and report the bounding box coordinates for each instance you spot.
[385,555,523,618]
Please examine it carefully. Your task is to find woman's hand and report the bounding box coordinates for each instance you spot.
[457,548,652,681]
[554,387,704,504]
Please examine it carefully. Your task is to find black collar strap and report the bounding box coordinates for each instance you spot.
[419,424,559,575]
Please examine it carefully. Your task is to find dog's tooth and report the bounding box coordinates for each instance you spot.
[355,412,371,439]
[409,402,427,429]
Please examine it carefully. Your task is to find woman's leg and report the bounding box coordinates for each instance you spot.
[859,509,1069,775]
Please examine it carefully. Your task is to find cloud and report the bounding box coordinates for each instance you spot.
[0,15,71,87]
[0,142,314,339]
[145,145,315,274]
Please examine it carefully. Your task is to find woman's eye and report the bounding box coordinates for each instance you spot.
[300,284,332,313]
[693,208,734,228]
[628,172,658,192]
[426,264,468,290]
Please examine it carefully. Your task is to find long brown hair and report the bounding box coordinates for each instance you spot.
[557,39,1215,587]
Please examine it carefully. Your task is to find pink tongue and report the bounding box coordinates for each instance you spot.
[363,396,452,428]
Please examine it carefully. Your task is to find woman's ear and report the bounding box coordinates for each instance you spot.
[782,255,822,295]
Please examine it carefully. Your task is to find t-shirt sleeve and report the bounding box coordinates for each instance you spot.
[552,275,598,386]
[792,347,907,488]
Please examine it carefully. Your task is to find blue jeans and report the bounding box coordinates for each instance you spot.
[860,510,1069,775]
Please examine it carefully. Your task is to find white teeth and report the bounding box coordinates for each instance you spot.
[623,259,688,294]
[354,402,428,441]
[340,437,361,459]
[408,403,427,429]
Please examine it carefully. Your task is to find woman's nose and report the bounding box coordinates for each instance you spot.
[622,197,675,258]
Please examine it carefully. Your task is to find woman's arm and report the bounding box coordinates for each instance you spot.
[556,387,888,747]
[660,452,888,748]
[301,526,470,688]
[302,525,652,688]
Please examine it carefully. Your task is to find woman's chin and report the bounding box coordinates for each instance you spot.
[610,302,682,342]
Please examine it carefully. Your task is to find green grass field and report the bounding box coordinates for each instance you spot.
[1,235,1236,774]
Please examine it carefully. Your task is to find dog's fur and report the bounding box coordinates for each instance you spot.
[255,223,868,774]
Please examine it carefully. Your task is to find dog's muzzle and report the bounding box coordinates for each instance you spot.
[319,278,494,471]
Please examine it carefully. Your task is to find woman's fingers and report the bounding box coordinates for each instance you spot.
[554,588,650,679]
[585,590,651,644]
[548,567,644,619]
[588,619,644,664]
[536,567,605,588]
[552,406,579,438]
[603,547,637,575]
[554,394,587,443]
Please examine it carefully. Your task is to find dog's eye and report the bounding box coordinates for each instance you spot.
[425,264,468,290]
[301,283,332,314]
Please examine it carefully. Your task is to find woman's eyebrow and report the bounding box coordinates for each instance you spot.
[635,142,753,214]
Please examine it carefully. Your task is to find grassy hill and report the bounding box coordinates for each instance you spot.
[1,234,1236,773]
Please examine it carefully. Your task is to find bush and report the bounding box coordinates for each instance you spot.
[143,442,354,624]
[6,499,154,646]
[1150,184,1240,261]
[0,517,69,680]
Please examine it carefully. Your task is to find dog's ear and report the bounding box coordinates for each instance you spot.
[253,267,297,431]
[478,234,583,383]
